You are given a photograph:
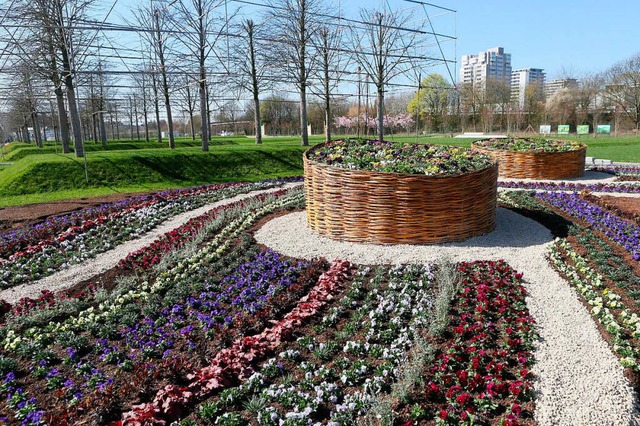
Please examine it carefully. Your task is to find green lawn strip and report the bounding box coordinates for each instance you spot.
[0,146,306,200]
[3,134,640,207]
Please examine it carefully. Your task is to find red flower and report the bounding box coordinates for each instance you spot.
[456,392,472,406]
[509,380,524,397]
[445,385,463,399]
[438,410,448,420]
[511,403,522,416]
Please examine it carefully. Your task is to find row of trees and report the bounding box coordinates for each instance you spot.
[1,0,436,155]
[406,53,640,135]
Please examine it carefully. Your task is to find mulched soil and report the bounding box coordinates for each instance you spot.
[0,191,155,232]
[597,195,640,222]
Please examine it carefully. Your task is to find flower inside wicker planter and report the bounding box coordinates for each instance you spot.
[304,140,498,244]
[472,137,587,179]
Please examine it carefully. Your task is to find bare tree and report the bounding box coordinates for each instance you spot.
[267,0,326,146]
[171,0,231,150]
[604,54,640,130]
[315,26,343,142]
[351,9,423,142]
[545,87,577,128]
[132,70,153,142]
[233,19,269,144]
[575,73,606,136]
[458,82,482,132]
[12,0,97,156]
[133,5,176,148]
[175,76,198,140]
[485,78,512,131]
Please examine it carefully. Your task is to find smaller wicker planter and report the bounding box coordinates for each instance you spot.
[304,143,498,245]
[473,139,586,179]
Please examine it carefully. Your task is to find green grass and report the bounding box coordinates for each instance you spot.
[1,133,640,207]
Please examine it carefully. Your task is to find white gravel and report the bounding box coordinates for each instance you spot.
[501,169,616,185]
[0,183,301,304]
[255,209,640,425]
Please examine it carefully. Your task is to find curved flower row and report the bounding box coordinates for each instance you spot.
[499,180,640,194]
[550,239,640,370]
[0,188,304,322]
[121,259,355,425]
[474,137,584,153]
[306,139,493,176]
[190,263,437,424]
[537,191,640,260]
[0,180,295,288]
[589,165,640,180]
[116,190,289,271]
[0,182,252,258]
[120,250,311,362]
[1,189,304,346]
[409,260,536,426]
[0,191,313,424]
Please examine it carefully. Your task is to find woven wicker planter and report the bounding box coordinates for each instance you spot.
[473,141,586,179]
[303,146,498,245]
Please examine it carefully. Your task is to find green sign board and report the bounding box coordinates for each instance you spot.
[596,124,611,134]
[577,125,590,135]
[557,125,570,135]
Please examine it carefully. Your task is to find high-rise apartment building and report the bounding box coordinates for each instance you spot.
[459,47,512,89]
[544,78,578,98]
[511,68,546,108]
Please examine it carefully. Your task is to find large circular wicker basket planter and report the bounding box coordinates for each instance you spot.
[472,140,586,179]
[303,144,498,245]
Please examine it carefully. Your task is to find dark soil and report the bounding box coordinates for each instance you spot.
[597,195,640,222]
[0,191,155,232]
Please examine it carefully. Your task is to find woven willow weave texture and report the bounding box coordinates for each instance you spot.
[303,145,498,244]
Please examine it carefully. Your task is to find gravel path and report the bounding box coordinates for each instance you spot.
[0,183,301,304]
[255,209,640,425]
[501,169,616,185]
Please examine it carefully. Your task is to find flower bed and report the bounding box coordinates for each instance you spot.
[500,190,640,377]
[304,140,498,244]
[0,179,296,288]
[499,180,640,193]
[536,191,640,260]
[159,261,535,425]
[0,182,545,424]
[473,138,586,179]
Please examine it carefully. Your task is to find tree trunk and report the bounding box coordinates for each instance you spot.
[377,84,384,143]
[65,78,84,157]
[199,76,209,151]
[115,107,120,140]
[154,11,174,149]
[110,114,115,140]
[99,108,107,147]
[142,85,150,143]
[54,88,71,153]
[32,110,42,148]
[60,36,84,157]
[323,35,331,143]
[91,111,98,143]
[300,85,309,146]
[247,21,262,144]
[134,99,140,141]
[253,95,262,145]
[198,8,209,151]
[152,74,162,143]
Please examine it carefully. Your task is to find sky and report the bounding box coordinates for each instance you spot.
[409,0,640,81]
[112,0,640,81]
[108,0,640,98]
[336,0,640,83]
